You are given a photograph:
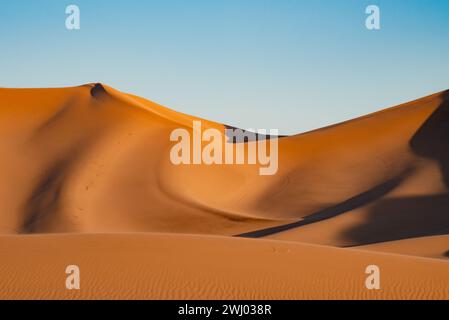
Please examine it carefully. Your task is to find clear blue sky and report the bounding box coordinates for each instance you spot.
[1,0,449,134]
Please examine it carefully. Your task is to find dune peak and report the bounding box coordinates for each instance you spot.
[89,83,109,99]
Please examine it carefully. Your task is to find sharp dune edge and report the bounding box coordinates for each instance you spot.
[0,83,448,299]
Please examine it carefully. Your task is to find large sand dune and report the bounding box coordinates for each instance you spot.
[0,83,448,299]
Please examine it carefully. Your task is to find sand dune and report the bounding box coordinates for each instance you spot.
[0,83,448,299]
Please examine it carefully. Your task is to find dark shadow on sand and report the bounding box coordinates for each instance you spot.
[20,158,69,233]
[342,194,449,246]
[410,90,449,186]
[342,90,449,245]
[236,172,408,238]
[90,83,109,100]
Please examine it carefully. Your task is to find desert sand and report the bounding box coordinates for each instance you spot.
[0,83,448,299]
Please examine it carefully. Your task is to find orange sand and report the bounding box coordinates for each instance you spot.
[0,83,448,299]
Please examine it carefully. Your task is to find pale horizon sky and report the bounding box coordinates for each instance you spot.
[1,0,449,134]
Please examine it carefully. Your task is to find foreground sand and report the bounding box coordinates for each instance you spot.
[0,84,448,299]
[358,235,449,260]
[1,233,448,300]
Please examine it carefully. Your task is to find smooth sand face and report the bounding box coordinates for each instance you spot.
[0,83,448,299]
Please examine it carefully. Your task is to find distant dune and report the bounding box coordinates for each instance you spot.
[0,83,448,299]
